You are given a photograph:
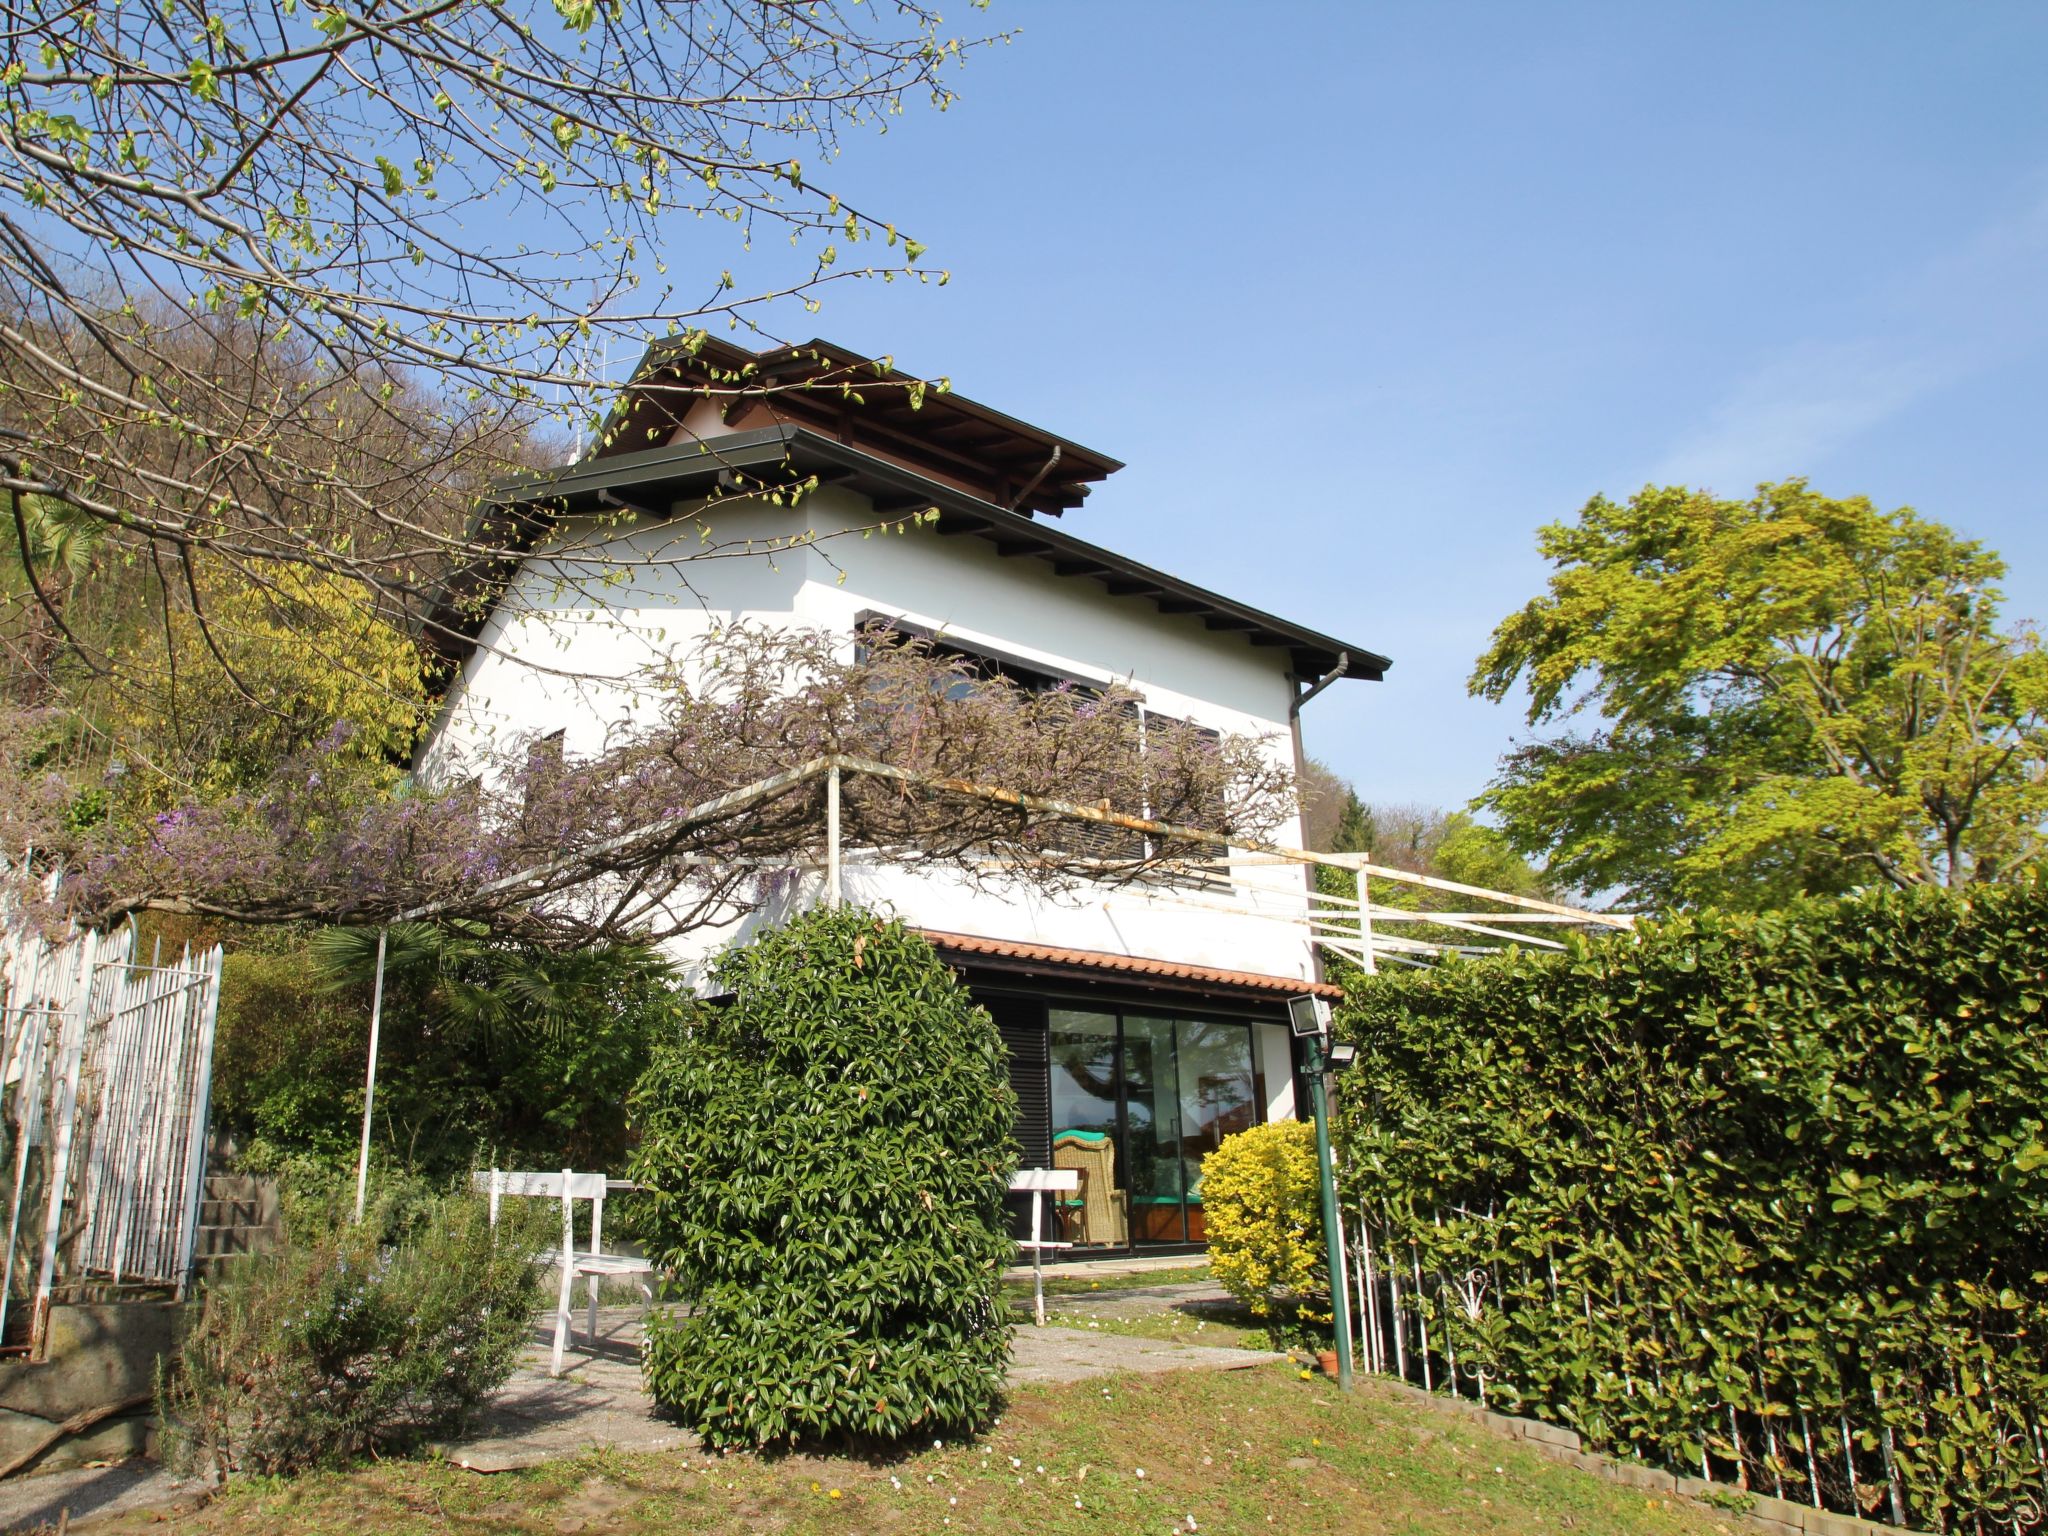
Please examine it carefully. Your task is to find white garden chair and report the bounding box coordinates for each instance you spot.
[475,1168,657,1377]
[1010,1168,1079,1326]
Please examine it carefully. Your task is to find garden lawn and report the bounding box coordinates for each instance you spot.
[96,1364,1743,1536]
[1003,1262,1212,1298]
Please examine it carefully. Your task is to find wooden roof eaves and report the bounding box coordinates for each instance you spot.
[628,334,1126,487]
[452,427,1390,682]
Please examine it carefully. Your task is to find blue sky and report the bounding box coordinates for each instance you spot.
[720,1,2048,809]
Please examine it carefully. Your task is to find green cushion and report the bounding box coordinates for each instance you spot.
[1053,1129,1111,1145]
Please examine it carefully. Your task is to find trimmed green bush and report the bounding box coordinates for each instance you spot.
[630,908,1018,1449]
[1336,880,2048,1531]
[1202,1121,1326,1323]
[162,1186,544,1476]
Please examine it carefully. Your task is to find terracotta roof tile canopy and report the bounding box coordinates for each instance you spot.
[918,929,1344,1002]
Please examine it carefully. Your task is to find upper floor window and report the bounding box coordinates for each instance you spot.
[854,615,1229,868]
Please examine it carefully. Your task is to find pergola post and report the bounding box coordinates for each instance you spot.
[1355,860,1377,973]
[826,762,842,910]
[353,927,388,1224]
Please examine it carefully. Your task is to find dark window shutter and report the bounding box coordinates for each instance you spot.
[984,994,1051,1244]
[989,997,1051,1169]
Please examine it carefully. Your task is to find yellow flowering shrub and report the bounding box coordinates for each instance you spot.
[1201,1119,1326,1319]
[103,571,427,804]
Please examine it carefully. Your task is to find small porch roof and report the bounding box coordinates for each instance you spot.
[918,928,1344,1002]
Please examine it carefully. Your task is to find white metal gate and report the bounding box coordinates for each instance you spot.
[0,920,222,1354]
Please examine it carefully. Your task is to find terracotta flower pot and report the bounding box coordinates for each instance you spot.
[1316,1349,1340,1377]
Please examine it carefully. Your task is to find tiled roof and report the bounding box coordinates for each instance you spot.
[917,929,1343,1001]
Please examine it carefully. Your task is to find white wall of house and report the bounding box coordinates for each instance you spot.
[420,486,1322,991]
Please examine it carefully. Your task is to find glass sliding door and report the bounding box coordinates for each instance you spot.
[1123,1015,1187,1244]
[1048,1009,1123,1249]
[1173,1019,1260,1243]
[1043,1003,1270,1251]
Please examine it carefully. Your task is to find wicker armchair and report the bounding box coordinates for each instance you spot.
[1052,1129,1129,1247]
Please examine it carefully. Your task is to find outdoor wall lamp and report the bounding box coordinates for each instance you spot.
[1326,1041,1358,1070]
[1286,993,1355,1392]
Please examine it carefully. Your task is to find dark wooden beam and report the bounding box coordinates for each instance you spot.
[870,491,941,513]
[1155,598,1208,615]
[994,541,1052,558]
[1052,559,1111,577]
[1106,578,1163,597]
[1204,615,1258,632]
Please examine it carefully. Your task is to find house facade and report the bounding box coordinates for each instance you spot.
[420,339,1386,1255]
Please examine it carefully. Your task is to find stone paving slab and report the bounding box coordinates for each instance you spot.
[435,1308,692,1473]
[1009,1324,1282,1385]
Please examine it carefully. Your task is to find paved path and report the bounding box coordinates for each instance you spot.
[446,1302,1279,1470]
[436,1309,690,1473]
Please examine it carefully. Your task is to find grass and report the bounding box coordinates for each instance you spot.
[87,1364,1746,1536]
[1003,1262,1212,1299]
[1019,1294,1270,1350]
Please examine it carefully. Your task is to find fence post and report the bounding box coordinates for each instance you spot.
[173,947,223,1297]
[1799,1407,1822,1508]
[1354,863,1376,974]
[1388,1252,1407,1384]
[1873,1382,1906,1528]
[1358,1206,1381,1375]
[30,928,113,1356]
[1413,1245,1432,1392]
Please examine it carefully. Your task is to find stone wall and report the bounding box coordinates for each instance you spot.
[0,1303,185,1477]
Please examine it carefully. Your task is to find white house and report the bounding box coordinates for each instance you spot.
[419,338,1387,1255]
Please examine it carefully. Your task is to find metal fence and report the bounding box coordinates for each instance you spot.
[0,919,222,1355]
[1334,1203,2041,1534]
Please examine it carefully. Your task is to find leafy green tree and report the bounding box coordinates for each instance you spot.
[4,490,106,704]
[1331,788,1373,855]
[211,921,688,1176]
[1472,480,2048,910]
[631,908,1016,1449]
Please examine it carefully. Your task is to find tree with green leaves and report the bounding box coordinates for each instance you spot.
[1,1,994,698]
[1473,480,2048,910]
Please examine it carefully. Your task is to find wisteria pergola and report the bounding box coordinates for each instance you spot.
[341,751,1631,1216]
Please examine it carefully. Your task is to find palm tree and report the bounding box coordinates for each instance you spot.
[7,490,105,703]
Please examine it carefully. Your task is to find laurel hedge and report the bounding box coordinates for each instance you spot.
[1334,880,2048,1532]
[630,908,1017,1449]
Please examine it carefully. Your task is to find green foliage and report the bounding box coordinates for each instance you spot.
[630,908,1017,1450]
[214,948,369,1164]
[1331,787,1372,855]
[1473,480,2048,909]
[4,491,103,587]
[1335,880,2048,1530]
[213,924,684,1178]
[162,1186,545,1477]
[1202,1121,1326,1323]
